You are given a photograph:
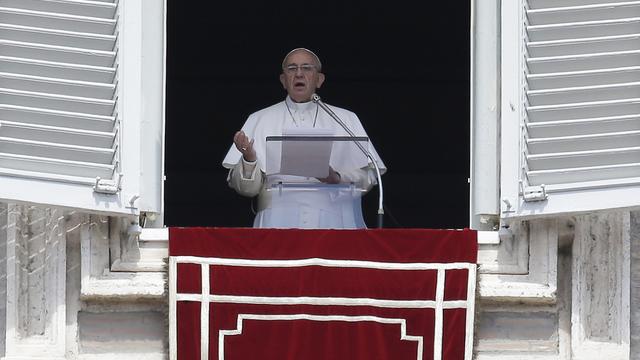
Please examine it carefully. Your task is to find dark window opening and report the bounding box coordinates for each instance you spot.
[164,1,470,228]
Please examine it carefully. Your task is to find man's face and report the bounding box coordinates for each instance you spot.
[279,50,325,103]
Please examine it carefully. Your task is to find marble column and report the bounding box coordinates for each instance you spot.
[572,212,630,359]
[630,211,640,360]
[3,205,66,360]
[0,203,7,358]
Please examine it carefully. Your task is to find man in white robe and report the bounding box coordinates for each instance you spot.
[222,48,385,228]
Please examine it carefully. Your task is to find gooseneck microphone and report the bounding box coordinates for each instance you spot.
[311,94,385,228]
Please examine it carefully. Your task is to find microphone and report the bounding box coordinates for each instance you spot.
[311,94,385,228]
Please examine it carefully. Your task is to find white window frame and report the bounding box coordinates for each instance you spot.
[471,0,559,305]
[107,0,167,274]
[118,0,165,218]
[470,0,500,231]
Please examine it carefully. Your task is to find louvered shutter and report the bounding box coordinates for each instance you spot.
[500,0,640,218]
[0,0,164,215]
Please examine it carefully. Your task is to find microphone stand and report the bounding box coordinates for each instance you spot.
[312,94,385,228]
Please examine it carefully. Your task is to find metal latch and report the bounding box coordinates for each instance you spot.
[93,174,123,194]
[522,184,548,202]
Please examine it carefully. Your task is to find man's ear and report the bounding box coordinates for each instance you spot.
[316,73,325,88]
[279,73,286,89]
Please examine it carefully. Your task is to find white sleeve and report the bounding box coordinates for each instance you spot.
[227,158,264,197]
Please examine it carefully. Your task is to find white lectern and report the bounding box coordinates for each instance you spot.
[257,135,371,229]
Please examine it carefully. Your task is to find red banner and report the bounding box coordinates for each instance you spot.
[169,228,477,360]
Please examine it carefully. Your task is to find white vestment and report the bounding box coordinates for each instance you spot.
[222,96,386,229]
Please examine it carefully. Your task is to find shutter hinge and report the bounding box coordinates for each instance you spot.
[93,174,123,195]
[522,184,548,202]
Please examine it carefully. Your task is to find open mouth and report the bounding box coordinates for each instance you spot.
[294,81,306,89]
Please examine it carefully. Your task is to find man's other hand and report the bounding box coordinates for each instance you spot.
[317,167,341,184]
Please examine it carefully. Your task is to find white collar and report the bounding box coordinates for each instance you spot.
[285,96,316,113]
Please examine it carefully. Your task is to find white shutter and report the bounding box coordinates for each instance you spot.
[0,0,165,216]
[500,0,640,218]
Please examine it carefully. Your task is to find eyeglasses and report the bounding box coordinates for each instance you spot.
[283,64,318,74]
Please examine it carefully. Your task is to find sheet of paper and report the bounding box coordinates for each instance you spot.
[278,128,334,178]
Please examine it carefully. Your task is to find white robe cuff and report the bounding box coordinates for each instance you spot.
[227,159,263,197]
[338,167,376,191]
[241,157,257,179]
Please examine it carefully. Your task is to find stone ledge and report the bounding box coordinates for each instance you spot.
[78,354,166,360]
[81,272,165,301]
[1,357,65,360]
[479,280,556,304]
[475,354,558,360]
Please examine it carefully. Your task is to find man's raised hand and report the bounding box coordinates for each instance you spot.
[233,131,256,162]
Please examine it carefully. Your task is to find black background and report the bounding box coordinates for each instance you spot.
[164,1,471,228]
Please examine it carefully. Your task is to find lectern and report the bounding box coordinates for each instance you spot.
[259,135,372,229]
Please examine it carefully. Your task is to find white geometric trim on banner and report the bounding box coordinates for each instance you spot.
[219,314,424,360]
[169,256,477,360]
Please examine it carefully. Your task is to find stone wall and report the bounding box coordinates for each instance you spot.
[0,203,6,358]
[0,204,638,359]
[476,212,634,359]
[0,205,166,360]
[66,213,167,359]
